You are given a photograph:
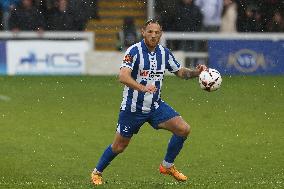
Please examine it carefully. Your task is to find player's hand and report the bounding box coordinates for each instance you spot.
[196,64,208,74]
[141,84,157,94]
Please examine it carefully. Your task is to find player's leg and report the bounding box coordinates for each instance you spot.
[95,132,131,172]
[92,110,146,185]
[149,102,190,181]
[91,132,131,185]
[158,116,190,181]
[158,116,190,164]
[158,116,190,137]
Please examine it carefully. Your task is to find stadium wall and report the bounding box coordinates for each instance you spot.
[0,32,284,75]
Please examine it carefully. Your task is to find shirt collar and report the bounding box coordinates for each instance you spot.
[141,39,158,55]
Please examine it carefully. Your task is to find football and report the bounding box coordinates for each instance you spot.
[199,68,222,92]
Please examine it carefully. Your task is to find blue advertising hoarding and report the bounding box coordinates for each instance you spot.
[208,40,284,75]
[0,41,7,75]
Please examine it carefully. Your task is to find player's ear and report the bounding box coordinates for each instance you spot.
[141,28,146,37]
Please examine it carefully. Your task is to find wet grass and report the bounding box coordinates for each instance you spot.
[0,75,283,189]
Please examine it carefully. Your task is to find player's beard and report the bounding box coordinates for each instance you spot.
[146,38,159,49]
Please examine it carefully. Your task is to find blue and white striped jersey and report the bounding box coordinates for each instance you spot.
[120,40,181,113]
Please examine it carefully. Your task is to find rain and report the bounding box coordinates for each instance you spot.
[0,0,283,188]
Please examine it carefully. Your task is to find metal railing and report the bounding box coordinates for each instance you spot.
[0,31,95,50]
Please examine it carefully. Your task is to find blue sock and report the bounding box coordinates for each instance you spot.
[164,134,187,163]
[96,145,118,172]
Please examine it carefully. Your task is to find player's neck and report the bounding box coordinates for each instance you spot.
[146,45,156,53]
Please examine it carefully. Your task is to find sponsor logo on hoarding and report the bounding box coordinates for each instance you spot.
[227,49,267,73]
[19,52,82,68]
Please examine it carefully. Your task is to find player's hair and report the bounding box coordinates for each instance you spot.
[142,19,162,30]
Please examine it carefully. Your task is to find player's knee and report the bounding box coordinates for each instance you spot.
[187,124,191,135]
[180,124,191,137]
[112,143,128,154]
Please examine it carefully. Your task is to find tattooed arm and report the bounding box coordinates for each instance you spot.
[175,65,207,80]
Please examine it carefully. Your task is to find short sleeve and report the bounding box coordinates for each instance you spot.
[120,46,137,70]
[166,51,181,73]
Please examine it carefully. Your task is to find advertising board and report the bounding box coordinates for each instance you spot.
[7,40,89,75]
[208,40,284,75]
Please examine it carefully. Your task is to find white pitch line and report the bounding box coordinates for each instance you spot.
[0,95,11,101]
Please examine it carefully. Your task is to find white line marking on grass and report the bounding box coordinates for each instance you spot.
[0,95,11,101]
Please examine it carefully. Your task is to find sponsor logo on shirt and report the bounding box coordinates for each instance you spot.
[140,70,149,76]
[149,71,163,79]
[140,70,163,81]
[123,54,133,65]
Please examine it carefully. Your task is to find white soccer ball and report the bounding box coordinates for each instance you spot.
[199,68,222,92]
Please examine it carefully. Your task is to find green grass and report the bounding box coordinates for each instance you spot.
[0,75,283,189]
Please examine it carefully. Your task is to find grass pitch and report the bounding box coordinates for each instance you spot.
[0,75,283,189]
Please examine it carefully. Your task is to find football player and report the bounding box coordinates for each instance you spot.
[91,19,207,185]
